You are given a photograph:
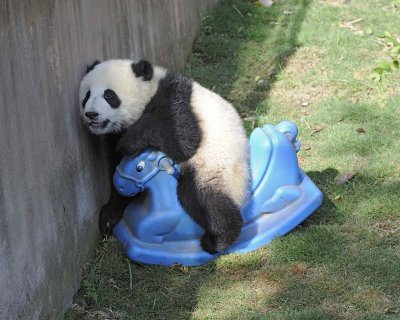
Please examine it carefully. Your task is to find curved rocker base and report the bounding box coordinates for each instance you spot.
[114,171,322,266]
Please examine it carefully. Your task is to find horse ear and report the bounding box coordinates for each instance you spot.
[86,60,101,74]
[159,158,175,175]
[131,60,153,81]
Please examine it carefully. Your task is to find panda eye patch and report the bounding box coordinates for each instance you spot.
[103,89,121,108]
[82,90,90,109]
[104,89,115,99]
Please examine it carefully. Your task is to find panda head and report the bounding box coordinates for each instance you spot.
[79,59,164,135]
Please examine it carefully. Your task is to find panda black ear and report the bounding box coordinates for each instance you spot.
[86,60,101,74]
[132,60,153,81]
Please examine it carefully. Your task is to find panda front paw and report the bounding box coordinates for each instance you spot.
[99,202,124,237]
[200,232,232,254]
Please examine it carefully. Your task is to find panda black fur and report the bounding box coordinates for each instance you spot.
[79,59,250,253]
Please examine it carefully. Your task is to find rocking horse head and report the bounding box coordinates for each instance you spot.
[113,148,177,197]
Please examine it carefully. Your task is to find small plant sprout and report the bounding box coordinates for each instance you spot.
[371,31,400,81]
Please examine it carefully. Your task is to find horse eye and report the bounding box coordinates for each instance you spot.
[136,161,145,172]
[104,89,115,99]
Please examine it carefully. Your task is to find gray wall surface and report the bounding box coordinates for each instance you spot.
[0,1,218,318]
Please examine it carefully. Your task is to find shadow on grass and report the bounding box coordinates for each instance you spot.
[66,238,218,320]
[304,168,340,225]
[187,0,311,119]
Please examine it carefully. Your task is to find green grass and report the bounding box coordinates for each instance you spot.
[66,0,400,319]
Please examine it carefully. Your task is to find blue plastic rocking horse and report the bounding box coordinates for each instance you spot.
[113,121,323,266]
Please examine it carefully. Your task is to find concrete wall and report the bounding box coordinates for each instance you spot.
[0,1,218,318]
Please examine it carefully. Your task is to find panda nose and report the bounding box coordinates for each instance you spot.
[85,112,99,120]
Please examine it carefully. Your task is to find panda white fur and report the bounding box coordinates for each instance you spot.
[79,59,250,253]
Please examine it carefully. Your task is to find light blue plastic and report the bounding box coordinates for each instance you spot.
[113,121,323,266]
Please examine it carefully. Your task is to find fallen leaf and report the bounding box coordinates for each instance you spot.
[356,127,366,134]
[288,262,307,278]
[334,195,342,201]
[366,27,373,35]
[311,124,327,135]
[336,172,355,185]
[254,75,261,82]
[172,264,189,273]
[256,0,274,7]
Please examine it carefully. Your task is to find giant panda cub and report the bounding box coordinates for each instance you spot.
[79,59,250,253]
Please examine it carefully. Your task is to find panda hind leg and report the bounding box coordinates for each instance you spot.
[177,169,208,231]
[198,190,243,254]
[177,169,243,254]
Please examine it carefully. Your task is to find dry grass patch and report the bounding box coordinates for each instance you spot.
[283,46,325,77]
[193,280,278,319]
[287,262,308,280]
[68,304,126,320]
[268,47,339,107]
[348,288,392,314]
[320,0,349,6]
[271,84,337,107]
[320,300,363,320]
